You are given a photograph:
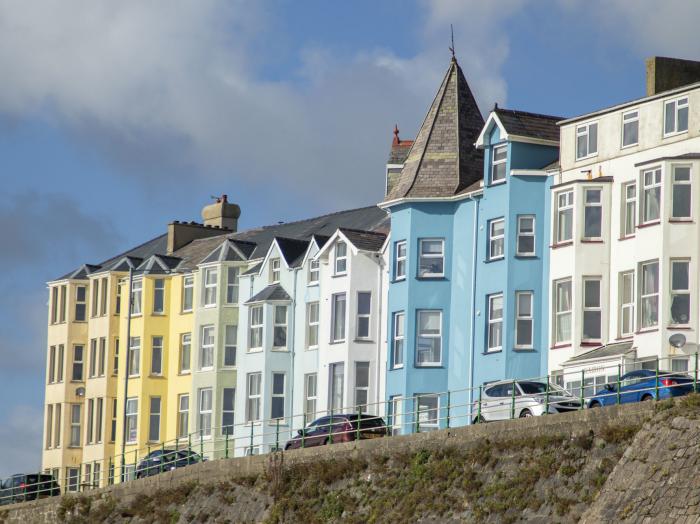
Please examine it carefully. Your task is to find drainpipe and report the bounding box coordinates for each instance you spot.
[289,266,299,438]
[120,267,134,476]
[467,197,481,417]
[375,252,384,415]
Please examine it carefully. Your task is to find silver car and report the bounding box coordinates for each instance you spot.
[473,380,581,422]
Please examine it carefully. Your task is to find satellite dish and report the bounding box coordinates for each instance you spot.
[669,333,687,349]
[76,387,86,397]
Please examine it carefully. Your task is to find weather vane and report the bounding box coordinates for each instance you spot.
[449,24,455,58]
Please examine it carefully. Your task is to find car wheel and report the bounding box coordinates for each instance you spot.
[641,394,653,402]
[519,409,533,418]
[589,401,601,409]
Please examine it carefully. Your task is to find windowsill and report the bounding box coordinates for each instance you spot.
[223,304,239,308]
[637,221,660,229]
[668,325,693,330]
[635,328,659,334]
[483,350,502,355]
[306,346,318,351]
[67,445,82,449]
[73,320,87,323]
[199,367,214,372]
[575,153,598,162]
[620,142,638,150]
[148,374,165,379]
[550,343,572,349]
[416,276,447,281]
[353,338,374,344]
[307,282,319,287]
[513,347,535,352]
[618,235,635,241]
[70,380,85,384]
[414,364,443,368]
[181,310,193,315]
[616,335,634,341]
[663,129,688,139]
[244,422,262,427]
[332,273,347,278]
[222,365,236,369]
[580,239,604,244]
[271,347,289,352]
[391,277,407,284]
[247,349,263,354]
[580,341,601,347]
[484,257,504,264]
[152,312,165,316]
[550,241,573,249]
[268,422,289,427]
[128,314,142,319]
[329,340,346,345]
[489,179,507,187]
[392,365,404,370]
[514,254,537,259]
[669,218,693,223]
[202,304,217,309]
[178,371,191,376]
[128,375,140,379]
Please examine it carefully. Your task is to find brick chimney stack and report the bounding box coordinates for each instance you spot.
[202,194,241,231]
[646,56,700,96]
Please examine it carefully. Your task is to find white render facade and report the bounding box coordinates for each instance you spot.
[548,80,700,389]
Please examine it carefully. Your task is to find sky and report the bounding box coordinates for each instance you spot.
[1,0,700,477]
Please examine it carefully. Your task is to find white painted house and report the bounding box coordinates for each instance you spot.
[548,59,700,394]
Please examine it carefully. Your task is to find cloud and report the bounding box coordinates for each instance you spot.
[0,404,43,477]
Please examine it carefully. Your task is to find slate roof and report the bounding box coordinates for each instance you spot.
[494,108,562,143]
[388,126,414,164]
[199,239,247,265]
[339,228,387,252]
[245,284,292,304]
[564,341,635,364]
[242,262,263,276]
[384,57,485,202]
[275,237,311,268]
[136,254,182,274]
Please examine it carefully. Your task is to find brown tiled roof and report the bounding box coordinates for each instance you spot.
[494,108,562,143]
[384,58,485,201]
[339,228,387,252]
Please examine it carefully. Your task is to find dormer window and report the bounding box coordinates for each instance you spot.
[335,242,347,275]
[576,122,598,160]
[270,258,281,283]
[491,144,507,184]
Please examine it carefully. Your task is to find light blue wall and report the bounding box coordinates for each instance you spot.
[385,121,557,430]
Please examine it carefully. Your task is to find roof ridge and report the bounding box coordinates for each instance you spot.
[96,233,168,266]
[254,204,383,231]
[495,107,564,120]
[339,227,387,236]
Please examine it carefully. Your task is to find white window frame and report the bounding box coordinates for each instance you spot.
[670,259,690,326]
[182,275,194,312]
[75,285,87,321]
[246,373,262,423]
[128,337,140,377]
[487,294,504,352]
[226,266,239,304]
[621,109,639,148]
[72,344,84,381]
[491,144,507,184]
[354,361,370,409]
[416,394,439,431]
[180,333,191,374]
[619,271,635,337]
[664,96,689,136]
[554,279,572,344]
[582,277,602,342]
[130,280,142,316]
[394,240,407,280]
[224,325,237,367]
[69,404,81,447]
[516,215,535,257]
[273,305,288,349]
[270,372,285,421]
[308,259,320,285]
[356,291,371,340]
[249,305,263,350]
[125,398,137,444]
[178,394,189,439]
[98,337,106,377]
[418,238,445,278]
[148,396,161,442]
[576,121,598,160]
[622,182,636,238]
[415,310,442,366]
[203,267,218,307]
[152,279,165,314]
[89,338,97,378]
[198,388,212,437]
[306,301,319,349]
[331,293,347,343]
[641,168,662,224]
[671,165,692,220]
[515,291,534,349]
[304,373,318,417]
[199,325,215,370]
[639,260,659,329]
[334,241,347,275]
[222,388,235,435]
[329,362,345,411]
[393,311,405,368]
[91,281,99,318]
[270,258,281,283]
[151,336,163,376]
[488,218,505,260]
[556,190,574,243]
[583,188,603,240]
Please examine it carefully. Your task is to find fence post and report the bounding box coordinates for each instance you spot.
[121,452,125,483]
[510,380,516,419]
[301,413,306,449]
[249,423,254,455]
[78,464,82,492]
[93,460,97,488]
[160,443,165,474]
[695,352,699,393]
[188,433,192,464]
[200,430,204,458]
[356,405,362,441]
[108,457,112,486]
[616,364,621,405]
[147,443,151,476]
[655,357,660,400]
[477,386,483,423]
[329,408,334,444]
[580,370,585,409]
[276,419,280,451]
[133,449,137,479]
[446,391,451,429]
[544,376,550,415]
[414,397,420,433]
[225,430,229,459]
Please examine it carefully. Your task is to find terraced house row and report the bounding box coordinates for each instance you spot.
[41,55,700,489]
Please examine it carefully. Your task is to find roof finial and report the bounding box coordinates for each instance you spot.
[449,24,456,60]
[393,124,400,145]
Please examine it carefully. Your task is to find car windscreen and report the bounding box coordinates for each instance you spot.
[520,382,571,396]
[358,416,385,428]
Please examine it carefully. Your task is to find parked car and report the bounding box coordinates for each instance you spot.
[135,449,205,479]
[284,414,387,450]
[473,380,582,422]
[587,369,696,408]
[0,473,60,506]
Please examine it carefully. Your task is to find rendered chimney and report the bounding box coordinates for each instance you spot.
[646,56,700,96]
[202,194,241,231]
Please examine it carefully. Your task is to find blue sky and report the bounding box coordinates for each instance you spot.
[1,0,699,476]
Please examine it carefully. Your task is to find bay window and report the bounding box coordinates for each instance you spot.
[671,260,690,325]
[416,310,441,366]
[418,239,444,277]
[583,188,602,239]
[640,261,659,329]
[642,168,661,224]
[672,166,691,219]
[556,190,574,243]
[554,279,572,344]
[249,306,263,349]
[582,277,602,341]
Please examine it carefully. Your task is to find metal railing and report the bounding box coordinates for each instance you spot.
[3,353,698,506]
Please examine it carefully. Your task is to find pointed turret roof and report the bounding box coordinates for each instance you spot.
[384,58,485,202]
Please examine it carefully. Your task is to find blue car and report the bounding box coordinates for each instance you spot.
[587,369,696,408]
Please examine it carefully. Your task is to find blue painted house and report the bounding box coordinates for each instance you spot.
[381,57,560,433]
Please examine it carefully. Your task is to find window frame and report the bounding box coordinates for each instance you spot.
[670,259,691,327]
[555,190,574,243]
[331,293,347,343]
[246,372,262,423]
[575,121,598,160]
[664,96,689,137]
[671,165,692,220]
[69,404,81,447]
[415,310,442,366]
[491,143,508,185]
[639,260,660,329]
[488,218,505,260]
[72,344,84,382]
[304,373,318,418]
[354,361,370,409]
[130,279,142,316]
[622,182,637,238]
[182,275,194,312]
[621,109,639,148]
[203,267,218,308]
[177,394,189,439]
[394,240,407,280]
[249,305,263,350]
[198,388,213,438]
[223,325,237,367]
[75,285,87,322]
[516,215,536,257]
[270,372,286,421]
[641,168,662,225]
[486,294,504,352]
[151,336,163,376]
[583,188,603,240]
[554,279,573,344]
[125,398,137,444]
[392,311,405,368]
[273,305,288,349]
[152,279,165,314]
[226,266,240,304]
[334,241,348,275]
[619,270,635,337]
[199,325,215,370]
[418,238,445,278]
[222,388,235,435]
[148,396,161,443]
[329,362,345,411]
[515,291,534,349]
[179,333,191,374]
[270,258,281,283]
[128,337,140,377]
[306,301,319,349]
[582,277,602,342]
[356,291,372,340]
[308,259,320,285]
